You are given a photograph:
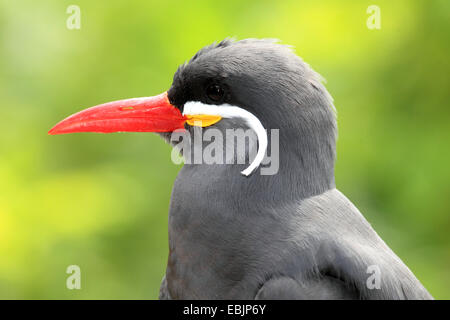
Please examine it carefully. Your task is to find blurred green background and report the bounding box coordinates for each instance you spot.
[0,0,449,299]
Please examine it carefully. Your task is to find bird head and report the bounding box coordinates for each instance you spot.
[49,39,336,187]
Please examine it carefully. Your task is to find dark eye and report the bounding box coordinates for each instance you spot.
[206,84,225,102]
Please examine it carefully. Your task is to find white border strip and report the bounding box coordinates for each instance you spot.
[183,101,267,176]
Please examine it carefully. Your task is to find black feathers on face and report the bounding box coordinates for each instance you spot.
[167,38,335,126]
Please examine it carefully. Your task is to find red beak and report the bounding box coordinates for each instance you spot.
[48,92,186,135]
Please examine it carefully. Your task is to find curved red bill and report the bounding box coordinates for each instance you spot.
[48,92,186,135]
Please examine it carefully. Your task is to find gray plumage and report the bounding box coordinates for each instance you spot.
[158,39,432,299]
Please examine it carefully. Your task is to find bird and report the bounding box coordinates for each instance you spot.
[49,38,432,300]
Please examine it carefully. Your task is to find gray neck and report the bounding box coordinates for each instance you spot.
[169,116,336,206]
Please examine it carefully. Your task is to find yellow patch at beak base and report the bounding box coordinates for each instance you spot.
[185,114,222,127]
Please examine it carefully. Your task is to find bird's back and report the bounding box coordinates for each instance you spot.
[163,178,432,299]
[273,188,433,299]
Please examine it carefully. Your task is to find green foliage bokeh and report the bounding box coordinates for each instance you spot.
[0,0,448,299]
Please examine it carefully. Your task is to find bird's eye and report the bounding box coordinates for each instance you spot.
[206,84,225,102]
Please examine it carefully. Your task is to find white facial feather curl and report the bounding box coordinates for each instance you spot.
[183,101,268,176]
